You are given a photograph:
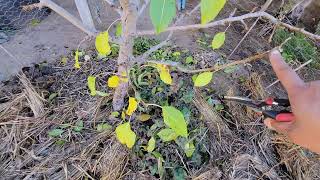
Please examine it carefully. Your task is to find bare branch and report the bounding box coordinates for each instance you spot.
[145,38,291,74]
[140,32,173,60]
[31,0,98,36]
[136,12,320,41]
[147,51,269,74]
[138,0,150,16]
[227,0,274,59]
[137,3,201,62]
[103,0,122,15]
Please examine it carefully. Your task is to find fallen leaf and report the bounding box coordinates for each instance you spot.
[115,122,136,148]
[126,97,138,115]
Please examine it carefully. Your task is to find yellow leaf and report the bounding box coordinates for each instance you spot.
[87,76,96,96]
[138,114,151,122]
[121,111,126,120]
[74,51,80,69]
[126,97,138,115]
[108,76,120,88]
[95,31,111,56]
[194,72,213,87]
[211,32,226,50]
[147,137,156,153]
[115,122,136,148]
[120,71,129,83]
[184,141,195,157]
[61,57,68,65]
[156,64,172,85]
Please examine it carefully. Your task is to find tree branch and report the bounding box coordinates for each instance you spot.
[138,0,150,16]
[145,38,291,74]
[136,2,201,62]
[227,0,274,59]
[147,51,269,74]
[136,12,320,41]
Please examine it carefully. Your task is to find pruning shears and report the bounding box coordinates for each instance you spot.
[222,96,295,122]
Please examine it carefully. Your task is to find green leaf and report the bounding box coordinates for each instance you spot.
[184,141,195,157]
[192,74,198,82]
[201,0,226,24]
[157,128,178,142]
[152,151,164,160]
[111,111,120,117]
[95,31,111,56]
[147,137,156,152]
[162,106,188,137]
[138,114,151,122]
[194,72,213,87]
[96,91,109,97]
[185,56,194,64]
[96,123,112,132]
[150,0,176,33]
[55,139,66,147]
[48,129,64,137]
[215,104,225,111]
[115,22,122,37]
[87,76,97,96]
[48,93,58,102]
[115,122,136,148]
[173,168,187,180]
[211,32,226,50]
[73,120,84,132]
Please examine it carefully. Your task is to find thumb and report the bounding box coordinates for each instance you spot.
[264,118,293,134]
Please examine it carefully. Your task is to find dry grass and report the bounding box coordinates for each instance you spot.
[18,73,45,118]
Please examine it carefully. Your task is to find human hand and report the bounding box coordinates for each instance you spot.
[264,50,320,154]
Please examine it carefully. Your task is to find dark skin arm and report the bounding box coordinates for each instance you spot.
[265,50,320,154]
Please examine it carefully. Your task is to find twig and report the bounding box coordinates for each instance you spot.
[136,12,320,41]
[146,51,268,74]
[38,0,97,36]
[227,0,274,59]
[146,38,291,74]
[0,45,24,66]
[138,0,150,16]
[140,33,172,60]
[175,149,190,175]
[137,2,201,61]
[103,0,122,15]
[265,59,313,89]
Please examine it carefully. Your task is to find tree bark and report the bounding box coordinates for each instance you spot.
[112,0,138,111]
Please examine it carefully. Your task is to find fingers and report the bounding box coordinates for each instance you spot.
[264,118,294,134]
[269,50,305,94]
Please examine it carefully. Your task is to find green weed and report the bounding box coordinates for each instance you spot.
[273,29,319,68]
[133,37,159,55]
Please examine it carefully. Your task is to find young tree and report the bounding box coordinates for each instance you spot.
[28,0,320,151]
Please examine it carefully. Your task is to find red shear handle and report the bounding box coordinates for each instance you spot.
[263,111,294,122]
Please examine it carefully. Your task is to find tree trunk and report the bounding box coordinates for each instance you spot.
[112,0,139,111]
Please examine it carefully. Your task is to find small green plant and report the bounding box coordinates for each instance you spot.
[133,37,159,55]
[273,28,319,68]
